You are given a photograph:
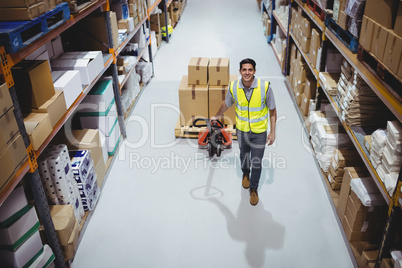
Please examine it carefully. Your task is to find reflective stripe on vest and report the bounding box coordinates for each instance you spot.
[230,79,269,133]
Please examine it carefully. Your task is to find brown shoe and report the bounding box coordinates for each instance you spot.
[242,173,250,189]
[250,188,259,206]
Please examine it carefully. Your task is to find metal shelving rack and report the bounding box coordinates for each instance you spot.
[0,0,163,266]
[271,0,402,266]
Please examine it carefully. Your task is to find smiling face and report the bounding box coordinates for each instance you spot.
[240,63,256,87]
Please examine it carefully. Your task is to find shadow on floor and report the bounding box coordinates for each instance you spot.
[208,189,285,268]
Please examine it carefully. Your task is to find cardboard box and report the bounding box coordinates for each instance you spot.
[300,93,309,116]
[301,17,311,38]
[118,19,130,30]
[49,205,76,246]
[0,0,40,8]
[0,83,12,115]
[0,3,45,21]
[65,129,105,166]
[0,186,28,221]
[383,30,402,75]
[399,57,402,79]
[338,10,348,30]
[394,1,402,37]
[364,135,372,153]
[78,99,118,137]
[300,36,311,54]
[23,113,52,150]
[80,11,119,51]
[51,58,97,86]
[371,23,389,61]
[360,16,375,51]
[309,29,321,68]
[0,108,19,153]
[360,250,379,268]
[364,0,398,29]
[52,71,83,109]
[0,145,15,191]
[208,85,236,125]
[58,51,104,79]
[150,13,160,32]
[62,219,79,261]
[178,75,208,126]
[304,76,316,99]
[12,60,56,113]
[9,134,27,171]
[188,57,209,85]
[337,167,370,218]
[209,58,230,86]
[32,91,67,128]
[94,156,106,187]
[0,206,39,249]
[346,191,386,225]
[0,229,43,268]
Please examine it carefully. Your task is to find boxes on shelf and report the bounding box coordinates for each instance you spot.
[58,51,104,79]
[188,57,209,85]
[394,1,402,37]
[178,75,208,126]
[51,57,98,86]
[0,107,19,153]
[359,16,375,51]
[79,80,114,115]
[11,60,56,114]
[208,58,230,86]
[0,2,46,21]
[370,22,389,62]
[150,13,160,33]
[79,11,119,51]
[23,113,52,150]
[364,0,399,29]
[309,28,321,68]
[208,74,238,125]
[382,31,402,76]
[51,70,83,109]
[62,218,79,261]
[328,149,363,190]
[32,91,67,128]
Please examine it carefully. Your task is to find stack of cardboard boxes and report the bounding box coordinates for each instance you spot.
[359,0,402,80]
[262,11,271,37]
[337,168,387,261]
[0,0,63,21]
[128,0,148,27]
[327,149,363,190]
[169,0,186,25]
[179,57,236,126]
[0,83,28,194]
[288,44,316,116]
[0,186,55,267]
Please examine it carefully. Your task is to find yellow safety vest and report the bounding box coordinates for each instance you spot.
[229,79,269,133]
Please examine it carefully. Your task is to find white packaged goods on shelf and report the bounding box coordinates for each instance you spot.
[350,177,386,207]
[0,186,28,222]
[0,230,43,268]
[52,70,83,109]
[79,99,118,136]
[135,62,152,83]
[387,121,402,141]
[78,79,114,113]
[48,155,71,200]
[38,155,58,199]
[70,150,93,184]
[78,167,97,199]
[133,27,147,49]
[386,138,402,154]
[81,180,100,211]
[98,118,121,155]
[28,244,54,268]
[51,58,97,86]
[58,51,103,78]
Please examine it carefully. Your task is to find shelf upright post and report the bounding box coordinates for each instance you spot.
[375,169,402,268]
[163,0,170,43]
[268,0,276,43]
[104,11,127,139]
[8,85,66,268]
[146,0,154,76]
[283,0,292,76]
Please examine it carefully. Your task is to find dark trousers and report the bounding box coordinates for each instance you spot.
[237,129,267,189]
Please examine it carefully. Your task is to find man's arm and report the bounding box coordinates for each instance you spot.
[267,108,276,145]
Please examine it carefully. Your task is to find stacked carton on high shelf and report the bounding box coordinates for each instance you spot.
[178,57,235,127]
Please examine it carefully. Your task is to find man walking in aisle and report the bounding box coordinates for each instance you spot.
[212,58,277,206]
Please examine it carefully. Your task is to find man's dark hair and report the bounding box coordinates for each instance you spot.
[240,58,256,70]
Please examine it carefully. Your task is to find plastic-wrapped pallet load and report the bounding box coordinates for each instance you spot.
[376,121,402,195]
[309,112,352,172]
[135,61,152,83]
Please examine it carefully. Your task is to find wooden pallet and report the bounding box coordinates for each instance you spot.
[357,45,402,102]
[325,16,359,53]
[0,3,70,54]
[175,119,237,139]
[306,0,325,21]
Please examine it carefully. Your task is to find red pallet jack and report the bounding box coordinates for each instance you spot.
[193,118,233,157]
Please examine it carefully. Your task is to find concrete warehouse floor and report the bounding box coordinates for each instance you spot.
[72,0,356,267]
